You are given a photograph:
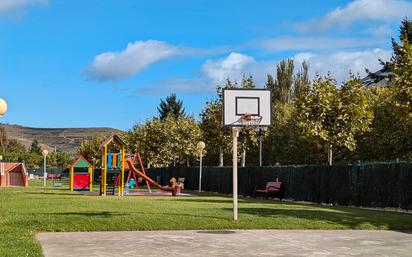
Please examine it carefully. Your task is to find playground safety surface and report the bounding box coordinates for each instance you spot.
[37,230,412,257]
[80,190,195,196]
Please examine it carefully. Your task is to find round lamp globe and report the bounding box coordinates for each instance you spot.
[0,98,8,117]
[197,141,205,151]
[42,149,49,157]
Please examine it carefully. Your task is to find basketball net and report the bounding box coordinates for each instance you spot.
[239,113,263,127]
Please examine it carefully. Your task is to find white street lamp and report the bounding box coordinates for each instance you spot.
[42,149,48,187]
[0,98,7,117]
[197,141,205,192]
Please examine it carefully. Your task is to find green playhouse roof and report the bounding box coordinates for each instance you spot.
[71,156,93,168]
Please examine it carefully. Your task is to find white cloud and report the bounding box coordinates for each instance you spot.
[365,25,393,36]
[84,40,178,81]
[0,0,47,15]
[257,36,386,52]
[136,47,393,95]
[296,0,412,32]
[201,53,256,84]
[139,52,274,94]
[293,48,392,83]
[139,78,215,95]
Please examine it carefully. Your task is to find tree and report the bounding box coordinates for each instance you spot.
[264,103,325,165]
[238,76,258,166]
[293,61,310,100]
[296,75,373,165]
[77,134,109,166]
[200,99,231,166]
[368,18,412,83]
[265,74,275,96]
[47,152,75,168]
[6,139,26,153]
[127,115,202,167]
[30,140,41,154]
[392,18,412,61]
[157,93,186,120]
[0,125,7,153]
[273,59,294,104]
[173,115,202,166]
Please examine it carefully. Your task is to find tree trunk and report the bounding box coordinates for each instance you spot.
[186,157,190,167]
[0,137,3,153]
[241,149,246,167]
[219,149,224,167]
[328,144,333,166]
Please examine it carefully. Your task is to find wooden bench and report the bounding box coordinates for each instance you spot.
[254,181,283,200]
[47,173,62,180]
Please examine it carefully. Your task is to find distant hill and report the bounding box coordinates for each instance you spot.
[1,124,120,154]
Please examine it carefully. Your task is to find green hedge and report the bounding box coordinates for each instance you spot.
[147,161,412,210]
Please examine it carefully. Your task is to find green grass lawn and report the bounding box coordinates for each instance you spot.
[1,180,412,257]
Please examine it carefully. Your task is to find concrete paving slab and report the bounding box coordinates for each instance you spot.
[36,230,412,257]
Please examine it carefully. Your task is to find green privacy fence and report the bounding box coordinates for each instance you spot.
[146,161,412,210]
[26,168,68,176]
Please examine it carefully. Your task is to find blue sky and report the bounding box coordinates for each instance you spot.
[0,0,411,129]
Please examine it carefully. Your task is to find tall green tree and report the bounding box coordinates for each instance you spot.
[77,134,109,166]
[199,99,231,166]
[237,76,259,166]
[264,103,324,165]
[273,59,294,104]
[293,61,310,100]
[47,152,75,168]
[359,20,412,160]
[127,115,202,167]
[30,140,41,154]
[392,18,412,61]
[296,76,373,165]
[0,125,7,153]
[157,93,186,120]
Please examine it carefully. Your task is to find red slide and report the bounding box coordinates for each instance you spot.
[125,159,173,192]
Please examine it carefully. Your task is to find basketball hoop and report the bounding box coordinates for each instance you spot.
[222,88,272,222]
[239,113,263,127]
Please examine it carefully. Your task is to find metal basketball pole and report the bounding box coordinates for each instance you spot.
[232,127,239,221]
[259,128,263,167]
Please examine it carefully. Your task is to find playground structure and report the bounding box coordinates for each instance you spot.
[69,156,94,191]
[0,162,28,187]
[100,134,126,196]
[99,134,183,196]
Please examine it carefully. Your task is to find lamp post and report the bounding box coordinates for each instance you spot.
[197,141,205,192]
[42,149,48,187]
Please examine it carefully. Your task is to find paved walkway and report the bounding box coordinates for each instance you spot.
[37,230,412,257]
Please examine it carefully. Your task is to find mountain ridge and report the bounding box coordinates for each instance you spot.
[1,123,121,154]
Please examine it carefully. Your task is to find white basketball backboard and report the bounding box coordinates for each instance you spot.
[223,89,272,127]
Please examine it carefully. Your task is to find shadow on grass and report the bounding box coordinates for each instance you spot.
[231,207,412,229]
[42,211,230,221]
[24,192,77,196]
[44,211,127,217]
[155,198,271,204]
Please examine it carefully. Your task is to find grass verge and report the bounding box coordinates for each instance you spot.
[1,180,411,256]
